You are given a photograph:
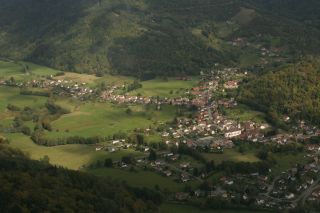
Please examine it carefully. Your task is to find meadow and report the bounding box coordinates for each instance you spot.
[202,148,260,164]
[0,86,47,111]
[0,60,59,81]
[129,78,199,98]
[46,100,177,139]
[224,104,267,124]
[4,133,144,170]
[89,167,186,192]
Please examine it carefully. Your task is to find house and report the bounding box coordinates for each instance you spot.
[112,140,120,145]
[95,146,103,151]
[225,128,242,138]
[224,80,239,89]
[108,147,118,153]
[163,170,172,177]
[194,189,205,197]
[181,174,191,182]
[180,162,190,169]
[195,136,214,148]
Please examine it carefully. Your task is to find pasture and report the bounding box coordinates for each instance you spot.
[225,104,267,124]
[46,100,177,139]
[0,60,59,81]
[129,78,199,98]
[4,133,144,170]
[269,152,308,176]
[89,167,187,192]
[0,86,48,120]
[202,149,260,164]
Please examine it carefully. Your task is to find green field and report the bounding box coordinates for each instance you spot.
[4,133,144,170]
[0,60,59,81]
[0,86,48,120]
[269,152,308,176]
[45,100,176,139]
[129,78,199,98]
[202,149,260,164]
[225,104,267,124]
[89,168,186,192]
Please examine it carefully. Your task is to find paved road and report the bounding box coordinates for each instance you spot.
[298,179,320,205]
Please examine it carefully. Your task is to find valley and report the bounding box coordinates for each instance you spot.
[1,0,320,212]
[1,58,320,212]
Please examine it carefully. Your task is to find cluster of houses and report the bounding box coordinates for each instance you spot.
[255,162,320,209]
[101,92,192,107]
[1,77,95,100]
[228,37,284,58]
[308,188,320,203]
[173,159,320,211]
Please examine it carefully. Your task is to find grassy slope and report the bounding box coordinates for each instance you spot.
[0,60,59,81]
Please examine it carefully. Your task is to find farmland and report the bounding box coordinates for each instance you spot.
[0,60,59,81]
[4,133,145,170]
[45,101,176,139]
[129,78,199,98]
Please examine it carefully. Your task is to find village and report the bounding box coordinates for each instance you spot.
[1,66,320,211]
[87,68,320,211]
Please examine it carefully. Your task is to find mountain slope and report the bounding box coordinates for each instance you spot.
[239,58,320,125]
[0,145,161,213]
[0,0,319,77]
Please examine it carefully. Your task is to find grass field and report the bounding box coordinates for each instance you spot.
[129,78,199,98]
[0,86,47,110]
[46,100,176,139]
[89,167,186,192]
[0,60,59,81]
[160,203,270,213]
[202,149,260,164]
[225,104,267,124]
[4,133,144,170]
[269,152,308,176]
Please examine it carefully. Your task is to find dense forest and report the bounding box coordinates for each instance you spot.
[239,58,320,125]
[0,145,162,213]
[0,0,320,77]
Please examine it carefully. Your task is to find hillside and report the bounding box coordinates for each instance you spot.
[239,58,320,125]
[0,0,320,77]
[0,145,161,213]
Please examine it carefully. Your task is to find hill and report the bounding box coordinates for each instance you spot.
[0,145,162,212]
[0,0,319,77]
[239,58,320,125]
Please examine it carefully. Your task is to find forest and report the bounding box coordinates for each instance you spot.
[0,0,320,77]
[239,58,320,125]
[0,145,162,213]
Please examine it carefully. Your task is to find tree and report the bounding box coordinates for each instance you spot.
[122,155,134,164]
[104,158,113,167]
[125,108,132,115]
[136,134,144,145]
[256,150,268,160]
[148,149,157,161]
[21,126,31,136]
